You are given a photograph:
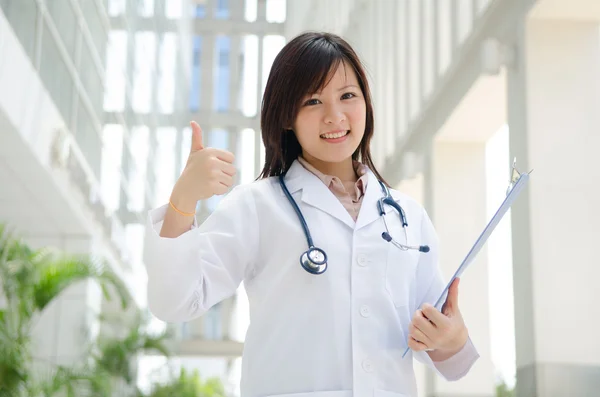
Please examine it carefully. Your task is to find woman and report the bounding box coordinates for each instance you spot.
[146,32,479,397]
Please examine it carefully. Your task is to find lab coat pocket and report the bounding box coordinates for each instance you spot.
[266,391,352,397]
[384,247,419,308]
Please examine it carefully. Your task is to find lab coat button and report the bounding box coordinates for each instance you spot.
[362,359,373,373]
[360,305,371,317]
[357,255,368,267]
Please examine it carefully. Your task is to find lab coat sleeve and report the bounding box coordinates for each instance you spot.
[411,208,479,381]
[144,184,259,323]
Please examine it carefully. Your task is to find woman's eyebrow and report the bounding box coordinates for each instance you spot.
[337,84,359,91]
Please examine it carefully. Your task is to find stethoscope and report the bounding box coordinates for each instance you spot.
[279,174,430,275]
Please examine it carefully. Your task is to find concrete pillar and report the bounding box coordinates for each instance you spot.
[507,17,600,396]
[429,140,495,396]
[24,235,103,367]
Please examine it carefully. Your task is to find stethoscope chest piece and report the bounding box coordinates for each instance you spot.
[300,247,328,275]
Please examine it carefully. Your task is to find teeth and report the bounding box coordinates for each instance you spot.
[321,131,348,139]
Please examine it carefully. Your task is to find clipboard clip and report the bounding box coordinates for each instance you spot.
[506,158,533,196]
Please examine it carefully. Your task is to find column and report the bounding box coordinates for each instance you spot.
[430,140,495,396]
[507,17,600,396]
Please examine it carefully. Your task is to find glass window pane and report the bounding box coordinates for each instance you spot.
[81,1,107,57]
[80,41,104,117]
[40,21,74,126]
[107,0,126,16]
[180,127,191,175]
[205,129,229,211]
[46,0,78,56]
[408,1,421,119]
[437,0,452,76]
[215,0,229,19]
[101,124,124,213]
[241,35,258,117]
[244,0,257,22]
[165,0,182,19]
[214,36,231,112]
[128,126,149,212]
[157,33,177,114]
[103,31,127,112]
[1,0,38,60]
[138,0,154,17]
[132,32,156,113]
[76,102,102,179]
[195,4,206,18]
[266,0,285,23]
[208,129,229,150]
[189,36,202,111]
[204,304,222,340]
[154,128,177,205]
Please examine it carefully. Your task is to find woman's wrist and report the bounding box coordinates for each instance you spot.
[169,188,197,214]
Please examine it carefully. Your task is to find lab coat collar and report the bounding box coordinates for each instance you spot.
[283,160,355,229]
[282,160,392,230]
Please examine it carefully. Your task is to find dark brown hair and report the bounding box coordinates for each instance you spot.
[257,31,388,185]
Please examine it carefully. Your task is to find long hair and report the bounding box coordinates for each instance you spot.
[257,31,388,185]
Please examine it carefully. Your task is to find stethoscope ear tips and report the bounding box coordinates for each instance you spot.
[381,232,392,242]
[419,246,430,253]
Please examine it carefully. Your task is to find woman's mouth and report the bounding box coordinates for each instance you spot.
[320,130,350,142]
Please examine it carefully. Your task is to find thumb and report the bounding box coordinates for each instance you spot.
[442,278,460,315]
[190,121,204,152]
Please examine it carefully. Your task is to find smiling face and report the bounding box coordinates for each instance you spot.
[292,61,367,168]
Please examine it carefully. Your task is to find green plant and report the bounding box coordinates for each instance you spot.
[0,224,130,396]
[496,379,515,397]
[94,313,171,386]
[0,224,227,396]
[147,367,226,397]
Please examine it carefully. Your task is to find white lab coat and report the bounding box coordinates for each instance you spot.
[145,160,452,397]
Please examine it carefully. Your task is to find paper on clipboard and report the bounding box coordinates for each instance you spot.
[402,161,532,358]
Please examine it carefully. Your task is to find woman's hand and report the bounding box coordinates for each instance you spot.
[407,278,469,361]
[170,121,237,211]
[160,121,236,238]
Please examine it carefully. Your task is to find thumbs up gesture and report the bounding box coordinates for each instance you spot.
[407,278,469,360]
[170,121,237,211]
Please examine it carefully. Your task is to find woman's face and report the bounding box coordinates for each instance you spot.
[292,62,366,165]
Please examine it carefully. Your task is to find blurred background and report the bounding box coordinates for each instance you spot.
[0,0,598,396]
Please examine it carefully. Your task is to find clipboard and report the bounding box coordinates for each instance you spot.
[402,159,532,358]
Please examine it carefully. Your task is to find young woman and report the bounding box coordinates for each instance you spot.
[146,32,479,397]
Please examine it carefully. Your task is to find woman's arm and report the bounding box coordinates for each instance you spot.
[144,184,259,323]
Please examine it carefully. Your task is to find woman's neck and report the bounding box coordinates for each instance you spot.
[301,153,357,182]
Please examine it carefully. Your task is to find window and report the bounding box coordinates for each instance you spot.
[157,33,177,114]
[204,303,222,340]
[195,4,206,18]
[128,126,150,212]
[214,36,230,112]
[101,124,124,213]
[132,32,156,113]
[215,0,229,19]
[40,21,74,127]
[189,36,202,111]
[103,31,127,112]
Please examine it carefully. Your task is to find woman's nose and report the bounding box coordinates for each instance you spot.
[324,105,346,124]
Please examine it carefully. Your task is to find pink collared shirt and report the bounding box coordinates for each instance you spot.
[296,156,480,380]
[297,156,369,221]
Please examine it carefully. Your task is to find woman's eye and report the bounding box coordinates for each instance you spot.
[342,92,356,100]
[304,99,320,106]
